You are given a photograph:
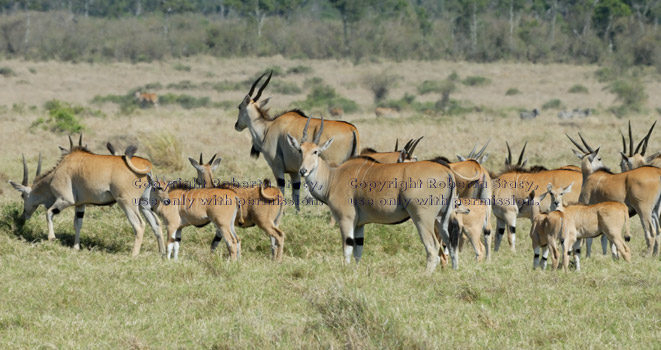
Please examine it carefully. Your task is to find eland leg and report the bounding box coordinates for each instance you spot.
[73,205,85,250]
[353,225,365,263]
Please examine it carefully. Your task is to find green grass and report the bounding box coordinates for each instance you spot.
[0,199,659,349]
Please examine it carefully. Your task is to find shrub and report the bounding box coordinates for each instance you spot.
[32,99,91,133]
[211,80,244,92]
[303,77,324,89]
[166,80,198,90]
[417,80,445,95]
[159,93,210,109]
[462,76,491,86]
[292,85,358,114]
[542,98,564,110]
[143,82,163,90]
[594,67,616,83]
[144,132,184,170]
[271,81,302,95]
[286,65,312,75]
[173,63,191,72]
[568,84,588,94]
[362,71,401,103]
[607,79,647,116]
[0,67,15,77]
[505,88,520,96]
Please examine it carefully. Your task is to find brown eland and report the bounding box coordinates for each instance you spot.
[188,153,286,261]
[285,117,480,272]
[491,141,582,254]
[567,132,661,256]
[235,71,360,210]
[149,178,243,260]
[8,135,165,256]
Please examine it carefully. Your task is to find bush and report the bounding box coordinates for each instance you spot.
[568,84,588,94]
[271,81,302,95]
[542,98,564,110]
[594,67,616,82]
[173,63,191,72]
[362,71,401,103]
[31,99,91,133]
[462,76,491,86]
[292,85,359,114]
[417,80,446,95]
[166,80,197,90]
[286,65,312,75]
[0,67,15,77]
[505,88,520,96]
[607,79,647,116]
[159,93,210,109]
[211,80,244,92]
[303,77,324,89]
[144,132,183,170]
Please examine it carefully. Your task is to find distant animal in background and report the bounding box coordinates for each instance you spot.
[557,110,573,119]
[519,108,539,120]
[135,91,159,108]
[328,107,344,118]
[375,107,398,118]
[557,108,591,119]
[571,108,591,118]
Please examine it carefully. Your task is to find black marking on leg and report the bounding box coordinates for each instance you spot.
[483,229,491,236]
[355,237,364,246]
[575,248,581,255]
[292,182,301,190]
[509,226,516,234]
[534,253,540,258]
[560,239,565,245]
[52,208,60,215]
[625,236,631,242]
[542,257,548,261]
[75,211,85,219]
[212,236,222,243]
[345,237,354,246]
[541,244,547,248]
[497,227,505,236]
[175,237,182,242]
[276,178,286,187]
[449,217,461,248]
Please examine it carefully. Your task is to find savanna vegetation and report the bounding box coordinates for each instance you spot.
[0,57,660,348]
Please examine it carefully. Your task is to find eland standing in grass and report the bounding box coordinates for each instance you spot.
[188,153,286,261]
[286,116,469,272]
[8,135,165,256]
[234,71,360,210]
[567,133,661,257]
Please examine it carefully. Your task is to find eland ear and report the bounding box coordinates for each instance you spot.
[572,148,584,160]
[539,191,548,202]
[210,157,222,171]
[188,157,203,171]
[646,152,661,164]
[8,180,29,194]
[456,155,466,161]
[258,97,271,109]
[319,138,334,152]
[547,183,553,192]
[563,182,573,194]
[286,133,301,151]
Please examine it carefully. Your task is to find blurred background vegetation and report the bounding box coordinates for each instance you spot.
[0,0,659,70]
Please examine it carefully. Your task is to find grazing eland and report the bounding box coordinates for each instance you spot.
[567,132,661,256]
[8,135,165,256]
[286,118,471,272]
[188,153,286,261]
[235,71,360,210]
[491,141,582,253]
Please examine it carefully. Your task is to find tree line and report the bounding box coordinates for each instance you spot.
[0,0,660,68]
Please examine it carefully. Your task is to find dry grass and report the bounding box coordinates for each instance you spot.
[0,57,660,349]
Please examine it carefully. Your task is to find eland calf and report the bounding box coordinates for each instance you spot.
[189,153,286,261]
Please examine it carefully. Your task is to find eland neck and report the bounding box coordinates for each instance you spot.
[303,157,333,204]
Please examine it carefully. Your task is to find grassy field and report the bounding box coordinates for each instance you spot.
[0,57,660,349]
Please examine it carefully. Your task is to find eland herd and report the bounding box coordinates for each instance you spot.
[8,71,661,273]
